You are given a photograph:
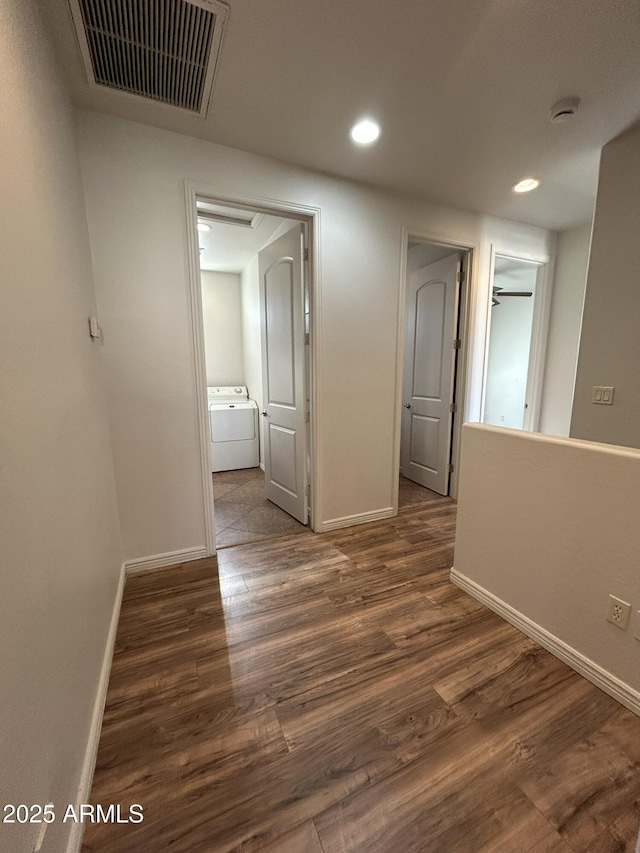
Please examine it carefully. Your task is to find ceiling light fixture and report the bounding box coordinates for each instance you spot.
[349,118,381,145]
[197,222,211,232]
[512,177,540,194]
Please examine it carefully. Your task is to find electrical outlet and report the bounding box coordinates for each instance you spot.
[606,595,630,629]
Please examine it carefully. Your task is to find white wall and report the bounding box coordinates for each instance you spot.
[406,242,458,272]
[0,3,122,851]
[240,256,264,465]
[539,222,591,436]
[453,424,640,710]
[571,124,640,449]
[77,111,553,560]
[201,270,244,385]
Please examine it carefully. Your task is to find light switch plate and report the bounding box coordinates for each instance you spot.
[592,386,614,405]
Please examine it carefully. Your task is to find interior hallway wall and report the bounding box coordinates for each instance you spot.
[0,2,122,851]
[454,424,640,708]
[406,242,458,272]
[571,124,640,448]
[77,111,553,561]
[539,222,591,436]
[201,270,244,385]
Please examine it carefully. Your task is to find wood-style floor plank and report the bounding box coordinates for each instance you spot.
[82,490,640,852]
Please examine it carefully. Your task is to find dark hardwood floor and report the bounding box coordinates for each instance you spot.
[83,487,640,852]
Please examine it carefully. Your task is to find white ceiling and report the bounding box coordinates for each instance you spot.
[44,0,640,230]
[197,209,288,272]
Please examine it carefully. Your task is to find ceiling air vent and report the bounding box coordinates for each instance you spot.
[68,0,228,116]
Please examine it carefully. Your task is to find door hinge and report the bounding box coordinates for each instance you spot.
[304,411,310,423]
[453,339,462,349]
[447,463,454,473]
[449,403,457,413]
[304,332,310,346]
[303,247,309,261]
[457,270,466,283]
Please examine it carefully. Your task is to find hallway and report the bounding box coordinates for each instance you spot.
[83,495,640,852]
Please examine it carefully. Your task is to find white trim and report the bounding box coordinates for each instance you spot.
[184,183,216,557]
[321,507,395,532]
[66,564,126,853]
[449,249,473,501]
[184,182,322,541]
[392,230,409,514]
[450,568,640,717]
[124,546,208,574]
[527,243,556,431]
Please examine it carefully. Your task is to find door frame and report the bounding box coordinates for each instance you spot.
[184,180,321,554]
[394,228,477,505]
[480,246,553,432]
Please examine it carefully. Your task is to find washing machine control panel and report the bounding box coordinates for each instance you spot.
[208,385,249,401]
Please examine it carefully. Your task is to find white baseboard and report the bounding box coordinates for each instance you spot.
[124,546,208,574]
[67,563,126,853]
[450,568,640,717]
[259,462,265,471]
[321,507,395,532]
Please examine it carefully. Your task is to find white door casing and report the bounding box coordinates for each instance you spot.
[401,253,460,495]
[258,224,308,523]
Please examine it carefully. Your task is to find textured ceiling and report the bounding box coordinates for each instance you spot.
[44,0,640,230]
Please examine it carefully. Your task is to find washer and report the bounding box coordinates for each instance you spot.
[207,386,259,473]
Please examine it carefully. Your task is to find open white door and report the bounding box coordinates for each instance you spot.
[401,253,460,495]
[258,224,308,523]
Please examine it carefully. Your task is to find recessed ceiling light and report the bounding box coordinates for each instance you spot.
[349,118,381,145]
[197,221,211,232]
[512,177,540,194]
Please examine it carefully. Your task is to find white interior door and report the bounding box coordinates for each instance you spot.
[258,224,307,523]
[401,253,460,495]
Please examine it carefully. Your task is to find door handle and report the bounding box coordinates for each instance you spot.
[261,411,269,417]
[404,403,411,409]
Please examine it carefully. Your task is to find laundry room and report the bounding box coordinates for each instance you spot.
[197,201,310,548]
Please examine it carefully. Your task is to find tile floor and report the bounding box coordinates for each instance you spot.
[213,468,307,548]
[397,473,442,508]
[213,469,440,550]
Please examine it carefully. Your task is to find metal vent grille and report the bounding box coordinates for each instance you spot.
[69,0,228,115]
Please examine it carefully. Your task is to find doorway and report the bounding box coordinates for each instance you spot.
[187,191,316,552]
[481,252,549,432]
[399,237,471,502]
